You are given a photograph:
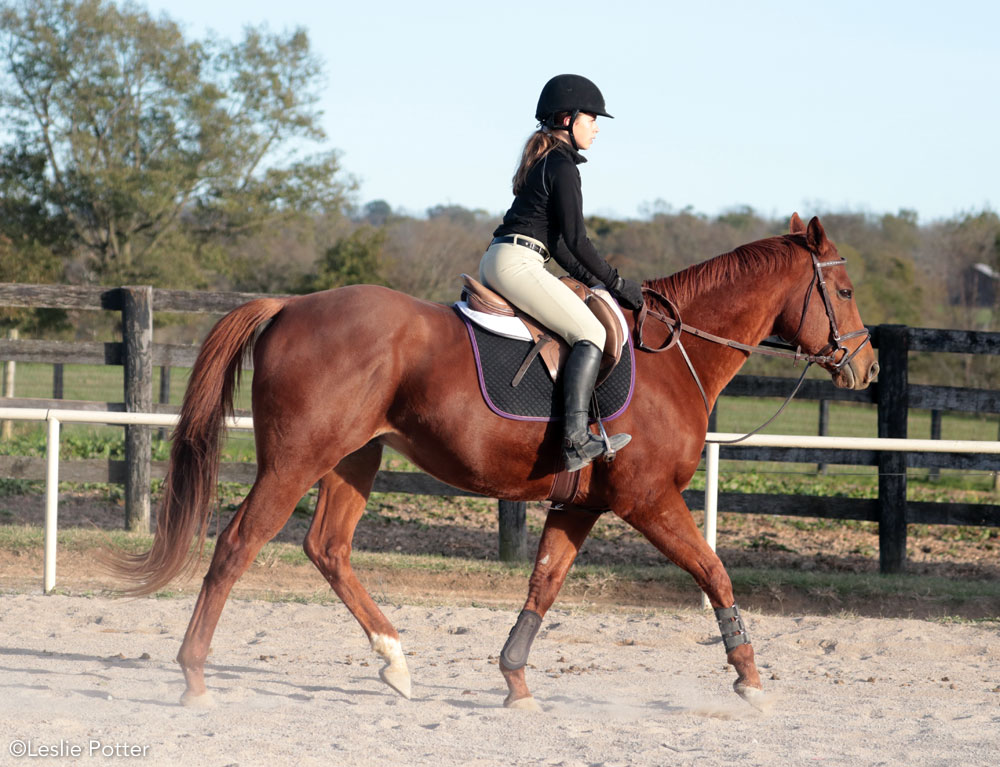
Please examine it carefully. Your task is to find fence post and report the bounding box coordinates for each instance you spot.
[123,286,153,533]
[817,399,829,474]
[1,327,17,439]
[498,500,528,561]
[929,409,942,481]
[158,365,171,441]
[995,419,1000,493]
[53,363,64,400]
[876,325,909,574]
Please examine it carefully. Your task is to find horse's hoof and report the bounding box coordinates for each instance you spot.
[504,695,541,712]
[379,666,412,699]
[179,690,215,708]
[734,683,773,713]
[371,633,412,699]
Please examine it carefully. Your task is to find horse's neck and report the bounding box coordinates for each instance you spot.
[673,272,797,406]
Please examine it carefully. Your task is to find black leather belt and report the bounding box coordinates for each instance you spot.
[491,235,549,259]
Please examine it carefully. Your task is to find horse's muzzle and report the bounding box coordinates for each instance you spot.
[833,357,879,390]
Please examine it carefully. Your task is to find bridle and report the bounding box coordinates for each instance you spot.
[633,250,872,443]
[785,253,872,371]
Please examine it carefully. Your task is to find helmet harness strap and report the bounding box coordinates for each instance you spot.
[546,109,581,151]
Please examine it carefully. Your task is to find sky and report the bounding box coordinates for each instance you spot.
[141,0,999,224]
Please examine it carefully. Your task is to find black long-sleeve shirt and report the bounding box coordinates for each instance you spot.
[493,142,616,287]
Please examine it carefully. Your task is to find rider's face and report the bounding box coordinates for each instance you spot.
[570,112,599,150]
[557,112,600,150]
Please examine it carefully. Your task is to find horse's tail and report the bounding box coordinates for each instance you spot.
[108,297,290,596]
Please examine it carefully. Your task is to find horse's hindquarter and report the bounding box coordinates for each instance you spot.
[251,286,556,499]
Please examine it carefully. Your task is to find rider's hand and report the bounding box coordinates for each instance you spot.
[607,275,644,310]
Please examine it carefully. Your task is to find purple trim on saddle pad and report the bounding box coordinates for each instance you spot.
[459,313,635,423]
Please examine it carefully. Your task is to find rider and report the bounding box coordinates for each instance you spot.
[479,74,644,472]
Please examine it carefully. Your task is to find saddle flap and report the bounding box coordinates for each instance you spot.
[584,288,626,372]
[559,277,625,382]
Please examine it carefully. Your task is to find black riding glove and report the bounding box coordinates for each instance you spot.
[607,275,644,310]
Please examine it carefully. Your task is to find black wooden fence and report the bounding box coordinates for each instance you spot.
[1,284,999,573]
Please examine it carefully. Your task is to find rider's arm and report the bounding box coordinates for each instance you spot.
[547,159,619,288]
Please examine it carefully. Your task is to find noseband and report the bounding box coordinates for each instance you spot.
[634,249,872,442]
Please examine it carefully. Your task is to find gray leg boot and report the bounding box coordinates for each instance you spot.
[562,341,631,472]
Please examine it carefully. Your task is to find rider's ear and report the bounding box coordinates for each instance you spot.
[789,212,806,235]
[806,216,829,254]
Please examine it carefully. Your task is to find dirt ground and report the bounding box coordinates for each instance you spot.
[2,491,999,766]
[1,593,999,767]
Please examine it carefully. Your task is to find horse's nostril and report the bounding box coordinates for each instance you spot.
[869,362,880,380]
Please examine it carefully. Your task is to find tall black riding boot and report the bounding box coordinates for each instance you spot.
[561,341,632,472]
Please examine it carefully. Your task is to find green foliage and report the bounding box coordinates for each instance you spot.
[301,225,389,291]
[426,204,490,227]
[0,146,70,330]
[359,200,393,226]
[0,427,171,461]
[0,0,350,290]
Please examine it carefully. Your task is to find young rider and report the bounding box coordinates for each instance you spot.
[479,74,644,472]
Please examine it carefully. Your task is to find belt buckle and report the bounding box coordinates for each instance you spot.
[510,234,549,262]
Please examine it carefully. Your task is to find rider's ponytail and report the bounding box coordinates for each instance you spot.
[511,115,569,195]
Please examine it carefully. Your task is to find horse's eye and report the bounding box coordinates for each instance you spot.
[838,288,853,300]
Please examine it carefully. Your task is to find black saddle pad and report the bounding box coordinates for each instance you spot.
[458,311,635,422]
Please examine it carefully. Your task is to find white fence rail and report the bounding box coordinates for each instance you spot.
[1,407,999,595]
[0,408,251,593]
[697,436,1000,608]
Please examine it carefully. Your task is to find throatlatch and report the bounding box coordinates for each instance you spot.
[714,604,750,652]
[499,609,543,670]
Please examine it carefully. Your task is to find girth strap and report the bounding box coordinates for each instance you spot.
[547,468,581,506]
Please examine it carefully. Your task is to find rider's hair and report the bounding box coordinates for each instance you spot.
[511,113,570,195]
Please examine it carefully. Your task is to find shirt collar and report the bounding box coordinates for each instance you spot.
[553,140,587,165]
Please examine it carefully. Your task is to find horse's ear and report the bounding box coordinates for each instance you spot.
[806,216,829,253]
[789,212,806,235]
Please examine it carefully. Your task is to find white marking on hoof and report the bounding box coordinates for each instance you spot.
[735,684,775,713]
[505,695,542,712]
[371,633,412,699]
[179,690,215,709]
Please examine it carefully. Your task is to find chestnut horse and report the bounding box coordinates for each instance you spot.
[113,213,877,710]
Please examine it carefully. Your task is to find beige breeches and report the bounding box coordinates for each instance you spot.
[479,237,606,348]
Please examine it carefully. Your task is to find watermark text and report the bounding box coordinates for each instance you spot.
[9,739,150,759]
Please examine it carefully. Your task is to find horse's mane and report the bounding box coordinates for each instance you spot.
[645,234,807,307]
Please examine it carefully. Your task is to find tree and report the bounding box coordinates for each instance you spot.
[0,146,70,330]
[384,213,491,302]
[302,226,389,292]
[0,0,351,286]
[359,200,393,227]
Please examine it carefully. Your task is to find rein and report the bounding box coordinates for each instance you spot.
[633,252,872,444]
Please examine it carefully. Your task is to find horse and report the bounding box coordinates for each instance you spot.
[110,213,878,710]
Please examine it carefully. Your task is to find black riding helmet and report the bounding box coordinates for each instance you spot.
[535,74,613,151]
